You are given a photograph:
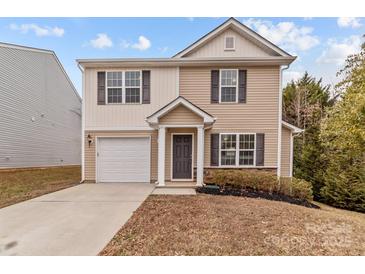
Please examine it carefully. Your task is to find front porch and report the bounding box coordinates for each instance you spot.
[146,96,216,187]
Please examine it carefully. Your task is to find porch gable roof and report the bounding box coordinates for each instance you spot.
[146,96,216,125]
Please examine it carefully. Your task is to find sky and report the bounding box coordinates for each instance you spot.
[0,17,364,96]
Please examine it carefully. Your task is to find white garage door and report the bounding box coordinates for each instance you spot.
[97,137,150,183]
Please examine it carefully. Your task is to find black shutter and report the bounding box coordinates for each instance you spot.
[238,70,247,103]
[211,70,219,104]
[256,133,265,166]
[211,133,220,166]
[142,70,151,104]
[97,71,106,105]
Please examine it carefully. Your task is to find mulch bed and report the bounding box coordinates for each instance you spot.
[197,185,320,209]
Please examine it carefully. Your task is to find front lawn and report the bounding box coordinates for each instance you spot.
[100,195,365,256]
[0,166,81,208]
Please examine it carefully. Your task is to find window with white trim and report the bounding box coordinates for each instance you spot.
[224,36,235,50]
[220,69,238,103]
[106,71,141,104]
[239,134,255,165]
[125,71,141,103]
[220,133,255,166]
[220,134,236,165]
[106,72,123,103]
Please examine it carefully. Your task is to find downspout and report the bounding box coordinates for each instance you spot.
[77,62,85,182]
[277,64,290,178]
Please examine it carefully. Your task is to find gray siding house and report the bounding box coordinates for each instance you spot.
[0,42,81,169]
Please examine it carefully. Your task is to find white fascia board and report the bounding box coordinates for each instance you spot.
[282,121,303,133]
[146,97,215,124]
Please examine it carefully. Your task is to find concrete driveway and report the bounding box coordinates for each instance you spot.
[0,183,154,256]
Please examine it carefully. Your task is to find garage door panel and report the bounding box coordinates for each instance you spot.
[97,137,150,183]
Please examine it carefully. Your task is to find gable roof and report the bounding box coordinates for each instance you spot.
[173,17,292,59]
[146,96,215,124]
[0,42,81,102]
[282,121,303,133]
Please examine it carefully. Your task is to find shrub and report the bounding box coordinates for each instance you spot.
[206,169,313,200]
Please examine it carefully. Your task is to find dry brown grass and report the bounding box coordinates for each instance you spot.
[100,194,365,256]
[0,166,81,208]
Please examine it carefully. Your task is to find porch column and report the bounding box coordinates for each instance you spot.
[157,126,166,186]
[196,125,204,186]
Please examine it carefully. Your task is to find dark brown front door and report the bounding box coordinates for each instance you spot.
[173,135,192,179]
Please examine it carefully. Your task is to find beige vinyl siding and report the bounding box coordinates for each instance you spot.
[281,126,291,177]
[84,130,158,182]
[165,128,197,181]
[179,66,280,167]
[159,105,203,125]
[185,28,275,58]
[84,67,178,129]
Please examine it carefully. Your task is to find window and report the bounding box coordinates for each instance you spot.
[220,133,255,166]
[125,71,141,103]
[106,72,122,103]
[220,69,238,103]
[224,36,235,50]
[239,134,255,165]
[220,134,236,166]
[106,71,141,104]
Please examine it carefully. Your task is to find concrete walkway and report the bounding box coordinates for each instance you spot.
[152,188,196,195]
[0,183,154,256]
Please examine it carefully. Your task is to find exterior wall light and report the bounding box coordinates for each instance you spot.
[87,134,93,147]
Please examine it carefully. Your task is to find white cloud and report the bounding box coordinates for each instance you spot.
[9,23,64,37]
[316,35,363,65]
[243,18,319,52]
[337,17,362,28]
[131,35,151,51]
[283,70,304,86]
[90,33,113,49]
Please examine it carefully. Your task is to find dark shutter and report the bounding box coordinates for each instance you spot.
[256,133,265,166]
[238,70,247,103]
[211,70,219,103]
[97,71,106,105]
[142,70,151,104]
[210,133,220,166]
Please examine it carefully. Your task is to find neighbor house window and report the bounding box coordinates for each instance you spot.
[125,71,141,103]
[106,72,123,103]
[220,69,238,103]
[220,133,255,166]
[224,36,235,50]
[106,70,141,104]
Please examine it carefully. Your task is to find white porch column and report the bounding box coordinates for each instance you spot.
[196,126,205,186]
[157,126,166,186]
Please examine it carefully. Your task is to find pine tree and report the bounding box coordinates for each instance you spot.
[320,39,365,212]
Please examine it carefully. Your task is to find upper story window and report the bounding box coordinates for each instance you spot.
[220,133,255,167]
[106,71,141,104]
[106,72,123,104]
[224,36,235,51]
[220,69,238,103]
[125,71,141,103]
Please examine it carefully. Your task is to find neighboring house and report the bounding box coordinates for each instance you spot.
[77,17,302,186]
[0,42,81,169]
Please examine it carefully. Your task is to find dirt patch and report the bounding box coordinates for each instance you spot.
[0,166,81,208]
[100,195,365,256]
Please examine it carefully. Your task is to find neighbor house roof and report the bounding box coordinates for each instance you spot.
[0,42,81,102]
[146,96,216,124]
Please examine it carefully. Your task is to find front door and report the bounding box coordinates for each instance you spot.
[172,134,192,180]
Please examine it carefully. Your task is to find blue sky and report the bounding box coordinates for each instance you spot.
[0,17,364,95]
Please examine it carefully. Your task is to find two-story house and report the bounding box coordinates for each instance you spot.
[77,18,302,186]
